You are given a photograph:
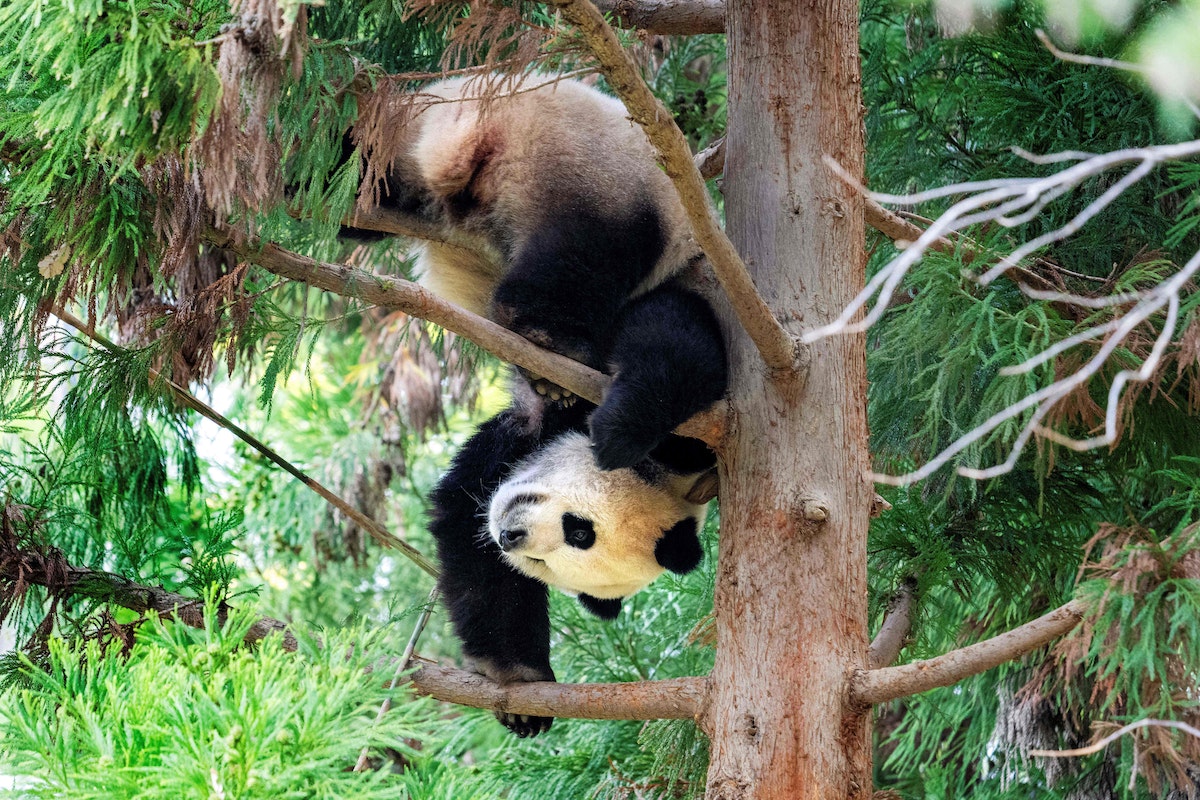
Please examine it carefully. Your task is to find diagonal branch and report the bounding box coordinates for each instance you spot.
[7,533,708,723]
[210,231,725,447]
[696,138,1056,293]
[851,599,1086,706]
[545,0,799,373]
[50,307,439,578]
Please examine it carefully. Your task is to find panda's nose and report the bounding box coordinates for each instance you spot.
[499,529,527,551]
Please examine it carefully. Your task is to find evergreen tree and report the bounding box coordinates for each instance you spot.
[0,0,1198,797]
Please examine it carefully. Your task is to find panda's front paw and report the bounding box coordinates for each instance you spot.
[589,396,661,471]
[496,711,554,738]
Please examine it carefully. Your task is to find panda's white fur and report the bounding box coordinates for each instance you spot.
[488,431,703,599]
[402,76,701,315]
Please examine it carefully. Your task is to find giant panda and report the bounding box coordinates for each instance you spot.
[429,386,715,737]
[351,75,728,470]
[350,76,729,736]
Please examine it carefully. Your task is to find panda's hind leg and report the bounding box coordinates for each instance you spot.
[491,195,667,376]
[589,282,728,471]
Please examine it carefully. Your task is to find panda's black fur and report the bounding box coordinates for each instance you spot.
[348,76,729,737]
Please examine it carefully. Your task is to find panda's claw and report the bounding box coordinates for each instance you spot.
[496,710,553,737]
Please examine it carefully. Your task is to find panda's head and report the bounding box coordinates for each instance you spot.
[487,432,706,600]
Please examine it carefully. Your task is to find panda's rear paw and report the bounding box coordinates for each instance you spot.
[467,658,556,737]
[516,364,578,407]
[528,374,577,407]
[496,711,554,738]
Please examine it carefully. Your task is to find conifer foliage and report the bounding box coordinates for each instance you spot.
[1,0,1200,797]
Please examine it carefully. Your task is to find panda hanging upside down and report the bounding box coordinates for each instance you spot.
[348,76,728,736]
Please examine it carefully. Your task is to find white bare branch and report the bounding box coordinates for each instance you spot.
[810,140,1200,487]
[1028,718,1200,758]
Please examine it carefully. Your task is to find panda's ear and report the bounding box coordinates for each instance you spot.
[578,594,623,619]
[655,517,702,574]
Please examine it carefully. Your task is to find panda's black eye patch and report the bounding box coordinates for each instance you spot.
[562,513,596,549]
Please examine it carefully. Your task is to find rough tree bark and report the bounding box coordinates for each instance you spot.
[702,1,871,798]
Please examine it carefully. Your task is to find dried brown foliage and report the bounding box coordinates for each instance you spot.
[0,504,67,629]
[407,0,558,75]
[105,156,254,386]
[191,0,307,219]
[1025,524,1200,793]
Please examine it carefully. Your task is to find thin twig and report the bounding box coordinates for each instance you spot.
[852,599,1086,706]
[1029,718,1200,758]
[50,306,439,577]
[1034,29,1200,122]
[545,0,799,373]
[354,587,440,772]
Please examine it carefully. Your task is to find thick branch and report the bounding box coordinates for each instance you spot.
[546,0,799,373]
[592,0,725,34]
[851,599,1086,706]
[219,232,609,398]
[694,137,726,181]
[867,579,915,669]
[212,232,724,446]
[410,662,707,720]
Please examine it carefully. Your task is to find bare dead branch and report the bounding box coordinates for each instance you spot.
[852,599,1086,706]
[1029,718,1200,758]
[410,661,707,720]
[546,0,799,373]
[810,140,1200,342]
[868,579,915,669]
[211,231,725,446]
[1034,29,1200,121]
[806,141,1200,486]
[51,307,439,577]
[592,0,725,34]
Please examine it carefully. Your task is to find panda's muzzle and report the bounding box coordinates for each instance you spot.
[498,528,528,552]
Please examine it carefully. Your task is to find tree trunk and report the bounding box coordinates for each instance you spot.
[702,1,870,798]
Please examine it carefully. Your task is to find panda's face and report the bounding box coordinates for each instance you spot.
[488,432,700,600]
